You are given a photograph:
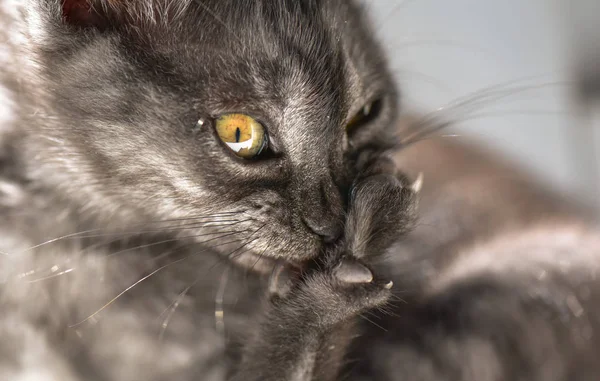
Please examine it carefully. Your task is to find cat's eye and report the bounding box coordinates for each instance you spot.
[215,114,267,159]
[345,99,382,133]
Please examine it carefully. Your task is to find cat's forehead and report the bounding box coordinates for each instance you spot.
[144,0,387,110]
[168,1,369,61]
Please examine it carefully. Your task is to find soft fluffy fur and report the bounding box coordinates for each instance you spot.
[1,1,407,379]
[2,0,600,380]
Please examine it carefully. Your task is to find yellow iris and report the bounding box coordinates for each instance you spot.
[215,114,266,159]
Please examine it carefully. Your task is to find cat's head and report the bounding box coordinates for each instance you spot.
[22,0,398,266]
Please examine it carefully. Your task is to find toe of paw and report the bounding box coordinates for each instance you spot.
[333,258,373,284]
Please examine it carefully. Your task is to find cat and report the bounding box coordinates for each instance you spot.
[0,0,417,380]
[2,0,600,380]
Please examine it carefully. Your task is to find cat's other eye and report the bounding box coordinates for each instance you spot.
[345,98,383,133]
[214,114,268,159]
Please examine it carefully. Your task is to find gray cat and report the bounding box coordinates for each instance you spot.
[1,0,600,380]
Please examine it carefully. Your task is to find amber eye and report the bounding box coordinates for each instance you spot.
[215,114,267,159]
[345,99,382,132]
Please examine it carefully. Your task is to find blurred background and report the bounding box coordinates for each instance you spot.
[367,0,600,209]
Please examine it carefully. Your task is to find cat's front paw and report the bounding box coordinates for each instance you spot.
[268,256,392,329]
[345,170,419,259]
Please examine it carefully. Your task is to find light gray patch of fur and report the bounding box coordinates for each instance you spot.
[290,343,318,381]
[0,180,24,206]
[0,86,15,131]
[428,223,600,295]
[0,0,20,133]
[0,315,78,381]
[0,240,233,380]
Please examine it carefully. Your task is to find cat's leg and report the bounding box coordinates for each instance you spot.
[232,168,419,381]
[231,255,392,381]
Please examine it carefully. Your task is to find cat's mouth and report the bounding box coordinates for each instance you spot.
[204,214,324,272]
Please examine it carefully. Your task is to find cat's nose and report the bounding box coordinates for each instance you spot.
[295,174,344,244]
[303,216,342,244]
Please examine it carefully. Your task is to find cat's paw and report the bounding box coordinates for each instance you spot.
[345,170,419,259]
[268,256,392,329]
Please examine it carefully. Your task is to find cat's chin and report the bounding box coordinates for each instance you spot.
[227,249,313,275]
[229,250,280,274]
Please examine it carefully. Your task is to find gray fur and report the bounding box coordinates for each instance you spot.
[0,0,401,379]
[2,0,600,380]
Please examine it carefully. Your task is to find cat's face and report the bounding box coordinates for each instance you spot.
[26,0,397,264]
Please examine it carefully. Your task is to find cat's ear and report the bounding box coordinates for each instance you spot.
[60,0,111,30]
[58,1,191,31]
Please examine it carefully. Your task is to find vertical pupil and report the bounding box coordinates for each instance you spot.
[235,127,241,142]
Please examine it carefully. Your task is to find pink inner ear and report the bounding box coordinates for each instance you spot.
[61,0,105,28]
